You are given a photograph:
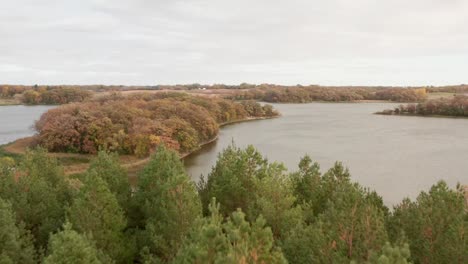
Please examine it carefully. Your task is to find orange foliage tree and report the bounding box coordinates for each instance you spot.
[35,93,278,156]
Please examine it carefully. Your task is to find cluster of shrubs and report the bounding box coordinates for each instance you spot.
[35,93,278,156]
[0,146,465,263]
[378,95,468,117]
[230,86,428,103]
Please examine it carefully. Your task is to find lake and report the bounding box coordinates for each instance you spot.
[0,105,55,145]
[185,103,468,206]
[1,103,467,206]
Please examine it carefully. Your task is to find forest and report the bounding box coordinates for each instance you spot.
[0,145,466,264]
[377,95,468,117]
[34,93,278,157]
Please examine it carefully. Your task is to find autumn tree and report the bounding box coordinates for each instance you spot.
[35,95,277,156]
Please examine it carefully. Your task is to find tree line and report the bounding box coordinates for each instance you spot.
[0,145,465,263]
[0,85,92,105]
[21,87,93,105]
[34,93,278,157]
[377,95,468,117]
[5,84,468,105]
[229,86,428,103]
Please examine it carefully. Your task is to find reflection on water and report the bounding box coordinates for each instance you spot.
[0,105,55,145]
[184,103,468,206]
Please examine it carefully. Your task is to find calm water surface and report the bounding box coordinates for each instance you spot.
[185,103,468,206]
[0,105,55,145]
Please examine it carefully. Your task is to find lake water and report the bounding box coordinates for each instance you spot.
[1,103,467,206]
[185,103,468,206]
[0,105,55,145]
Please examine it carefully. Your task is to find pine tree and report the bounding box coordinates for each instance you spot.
[43,223,105,264]
[68,173,129,263]
[87,151,131,211]
[250,170,304,241]
[8,148,75,248]
[366,242,412,264]
[13,171,67,248]
[318,182,388,262]
[289,160,389,263]
[198,144,280,216]
[0,198,36,264]
[291,155,321,206]
[133,145,201,262]
[174,199,286,264]
[389,181,467,264]
[0,159,17,204]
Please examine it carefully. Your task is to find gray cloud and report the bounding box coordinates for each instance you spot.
[1,0,467,85]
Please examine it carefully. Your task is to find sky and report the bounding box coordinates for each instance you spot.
[1,0,468,86]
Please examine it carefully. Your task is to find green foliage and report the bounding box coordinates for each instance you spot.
[0,198,36,264]
[250,169,304,240]
[198,144,274,216]
[281,223,327,264]
[389,181,467,264]
[0,144,466,264]
[133,146,202,262]
[2,148,74,248]
[43,223,105,264]
[87,151,131,210]
[366,242,412,264]
[289,156,390,263]
[68,173,130,263]
[290,155,321,220]
[174,200,287,264]
[318,182,388,262]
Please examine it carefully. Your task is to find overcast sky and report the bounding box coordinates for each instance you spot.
[1,0,468,86]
